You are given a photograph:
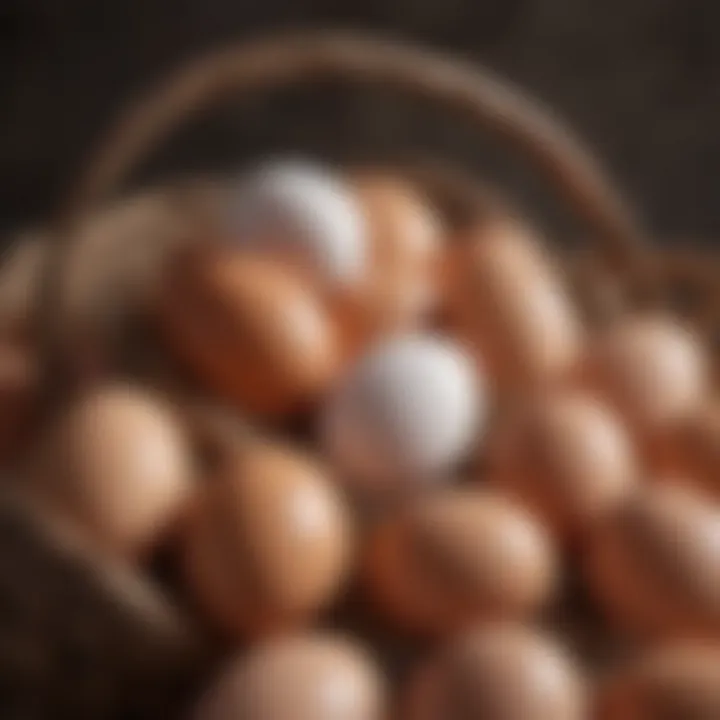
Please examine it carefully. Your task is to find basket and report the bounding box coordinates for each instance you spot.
[1,30,718,719]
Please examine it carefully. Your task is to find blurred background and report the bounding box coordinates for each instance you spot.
[1,0,718,242]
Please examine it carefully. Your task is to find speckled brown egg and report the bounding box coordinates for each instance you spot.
[583,315,709,433]
[347,173,443,340]
[446,216,583,393]
[585,482,720,640]
[402,623,587,720]
[157,249,341,419]
[596,643,720,720]
[363,488,558,636]
[193,634,385,720]
[648,401,720,500]
[184,440,353,639]
[488,389,638,539]
[30,384,194,560]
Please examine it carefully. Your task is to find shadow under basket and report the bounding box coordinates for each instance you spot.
[0,30,718,720]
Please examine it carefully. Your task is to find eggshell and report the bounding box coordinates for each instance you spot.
[488,389,639,538]
[321,334,483,492]
[30,384,194,559]
[193,634,385,720]
[348,173,443,338]
[363,488,558,635]
[583,315,709,432]
[157,250,341,419]
[225,160,367,288]
[446,216,583,392]
[585,482,720,640]
[596,643,720,720]
[402,624,587,720]
[183,441,353,639]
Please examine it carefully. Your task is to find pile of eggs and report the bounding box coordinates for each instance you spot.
[5,159,720,719]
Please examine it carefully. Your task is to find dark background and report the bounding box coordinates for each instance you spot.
[1,0,719,243]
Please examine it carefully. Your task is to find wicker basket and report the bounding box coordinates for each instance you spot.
[0,30,718,719]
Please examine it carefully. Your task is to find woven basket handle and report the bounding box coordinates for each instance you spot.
[37,31,653,398]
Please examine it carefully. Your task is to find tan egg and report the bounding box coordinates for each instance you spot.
[648,401,720,500]
[596,643,720,720]
[402,623,587,720]
[585,482,720,640]
[183,441,353,639]
[363,488,558,636]
[583,315,709,432]
[157,249,341,419]
[488,390,639,538]
[30,384,194,560]
[446,216,583,393]
[193,634,385,720]
[347,173,443,340]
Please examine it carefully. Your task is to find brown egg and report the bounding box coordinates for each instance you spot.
[193,634,385,720]
[585,482,720,640]
[184,440,353,639]
[488,389,638,538]
[446,216,583,392]
[157,249,341,419]
[363,488,558,636]
[649,401,720,500]
[347,173,443,340]
[402,623,587,720]
[596,643,720,720]
[583,315,709,433]
[30,384,194,559]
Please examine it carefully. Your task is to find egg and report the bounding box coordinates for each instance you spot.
[193,634,385,720]
[347,173,443,339]
[183,440,353,639]
[648,401,720,500]
[585,482,720,640]
[29,384,193,559]
[321,334,483,492]
[488,389,638,538]
[363,488,558,635]
[225,160,367,288]
[157,249,341,419]
[402,624,587,720]
[446,216,583,392]
[596,643,720,720]
[583,315,709,432]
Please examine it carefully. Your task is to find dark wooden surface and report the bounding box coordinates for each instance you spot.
[1,0,719,242]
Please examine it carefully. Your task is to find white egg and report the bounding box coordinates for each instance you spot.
[321,335,485,491]
[226,160,367,287]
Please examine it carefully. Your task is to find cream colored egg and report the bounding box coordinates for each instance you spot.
[226,160,367,288]
[321,335,484,491]
[31,384,194,559]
